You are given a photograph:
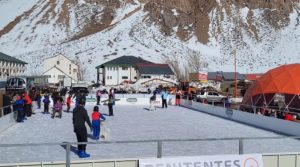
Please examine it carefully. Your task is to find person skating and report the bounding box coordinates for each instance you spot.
[161,89,168,108]
[15,94,25,122]
[108,89,115,116]
[35,91,42,109]
[96,90,102,105]
[66,94,72,112]
[24,92,32,117]
[72,99,93,158]
[149,92,156,111]
[43,95,50,114]
[175,89,182,106]
[91,106,106,140]
[52,99,63,118]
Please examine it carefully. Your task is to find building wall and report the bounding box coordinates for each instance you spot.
[43,67,65,84]
[43,68,77,84]
[139,74,176,80]
[103,66,137,86]
[0,60,26,81]
[43,55,78,81]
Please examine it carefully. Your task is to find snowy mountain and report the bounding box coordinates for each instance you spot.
[0,0,299,81]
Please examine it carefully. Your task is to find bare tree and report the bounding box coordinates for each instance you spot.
[73,56,88,81]
[163,55,187,81]
[187,50,208,73]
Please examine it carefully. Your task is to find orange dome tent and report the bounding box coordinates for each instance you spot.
[241,64,300,113]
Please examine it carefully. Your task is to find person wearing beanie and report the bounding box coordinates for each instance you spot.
[91,106,106,140]
[72,99,93,158]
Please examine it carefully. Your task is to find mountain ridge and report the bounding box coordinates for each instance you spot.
[0,0,299,80]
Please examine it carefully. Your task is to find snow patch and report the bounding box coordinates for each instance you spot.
[172,9,179,16]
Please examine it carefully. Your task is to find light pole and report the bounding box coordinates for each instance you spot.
[234,49,237,98]
[233,28,239,98]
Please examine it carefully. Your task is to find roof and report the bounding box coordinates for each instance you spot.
[242,64,300,105]
[95,56,153,69]
[245,74,263,81]
[45,54,75,64]
[42,66,77,81]
[136,64,174,75]
[0,52,27,64]
[207,71,245,80]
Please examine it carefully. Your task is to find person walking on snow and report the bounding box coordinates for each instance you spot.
[91,106,106,140]
[72,99,93,158]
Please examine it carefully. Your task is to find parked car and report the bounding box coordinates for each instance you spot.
[196,91,226,103]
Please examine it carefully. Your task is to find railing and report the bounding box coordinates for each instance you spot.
[0,104,15,118]
[1,136,300,166]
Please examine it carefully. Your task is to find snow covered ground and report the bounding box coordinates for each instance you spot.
[0,103,300,164]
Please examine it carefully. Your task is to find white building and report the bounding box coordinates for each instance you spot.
[42,54,78,84]
[95,56,176,86]
[96,56,153,86]
[0,52,27,81]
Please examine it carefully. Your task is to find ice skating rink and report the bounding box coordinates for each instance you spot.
[0,103,300,163]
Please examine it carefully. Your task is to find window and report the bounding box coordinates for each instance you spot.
[122,67,128,70]
[110,76,112,79]
[73,69,77,73]
[57,61,60,65]
[107,76,109,79]
[122,76,128,79]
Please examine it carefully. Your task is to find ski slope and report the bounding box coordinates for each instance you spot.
[0,102,300,164]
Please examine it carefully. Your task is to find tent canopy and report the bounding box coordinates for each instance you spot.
[242,64,300,110]
[244,64,300,97]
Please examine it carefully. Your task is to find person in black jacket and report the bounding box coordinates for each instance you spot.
[72,99,93,158]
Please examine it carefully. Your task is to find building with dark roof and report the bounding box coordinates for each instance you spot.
[0,52,27,81]
[95,56,176,86]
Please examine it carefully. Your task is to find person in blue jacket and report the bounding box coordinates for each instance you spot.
[161,89,169,108]
[43,95,51,114]
[15,94,25,122]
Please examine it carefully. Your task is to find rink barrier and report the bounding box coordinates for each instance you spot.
[88,94,176,106]
[181,99,300,136]
[0,104,17,133]
[2,137,300,167]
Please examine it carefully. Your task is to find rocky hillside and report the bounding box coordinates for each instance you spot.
[0,0,299,80]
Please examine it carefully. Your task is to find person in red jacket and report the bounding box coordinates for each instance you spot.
[285,113,294,121]
[66,94,72,112]
[24,92,32,117]
[92,106,106,140]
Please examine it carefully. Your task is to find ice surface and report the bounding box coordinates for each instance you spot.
[0,103,299,163]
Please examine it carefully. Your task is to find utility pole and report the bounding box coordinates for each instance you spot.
[234,49,237,98]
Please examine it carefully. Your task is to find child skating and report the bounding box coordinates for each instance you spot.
[91,106,106,140]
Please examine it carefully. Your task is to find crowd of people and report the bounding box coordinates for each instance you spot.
[11,87,115,158]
